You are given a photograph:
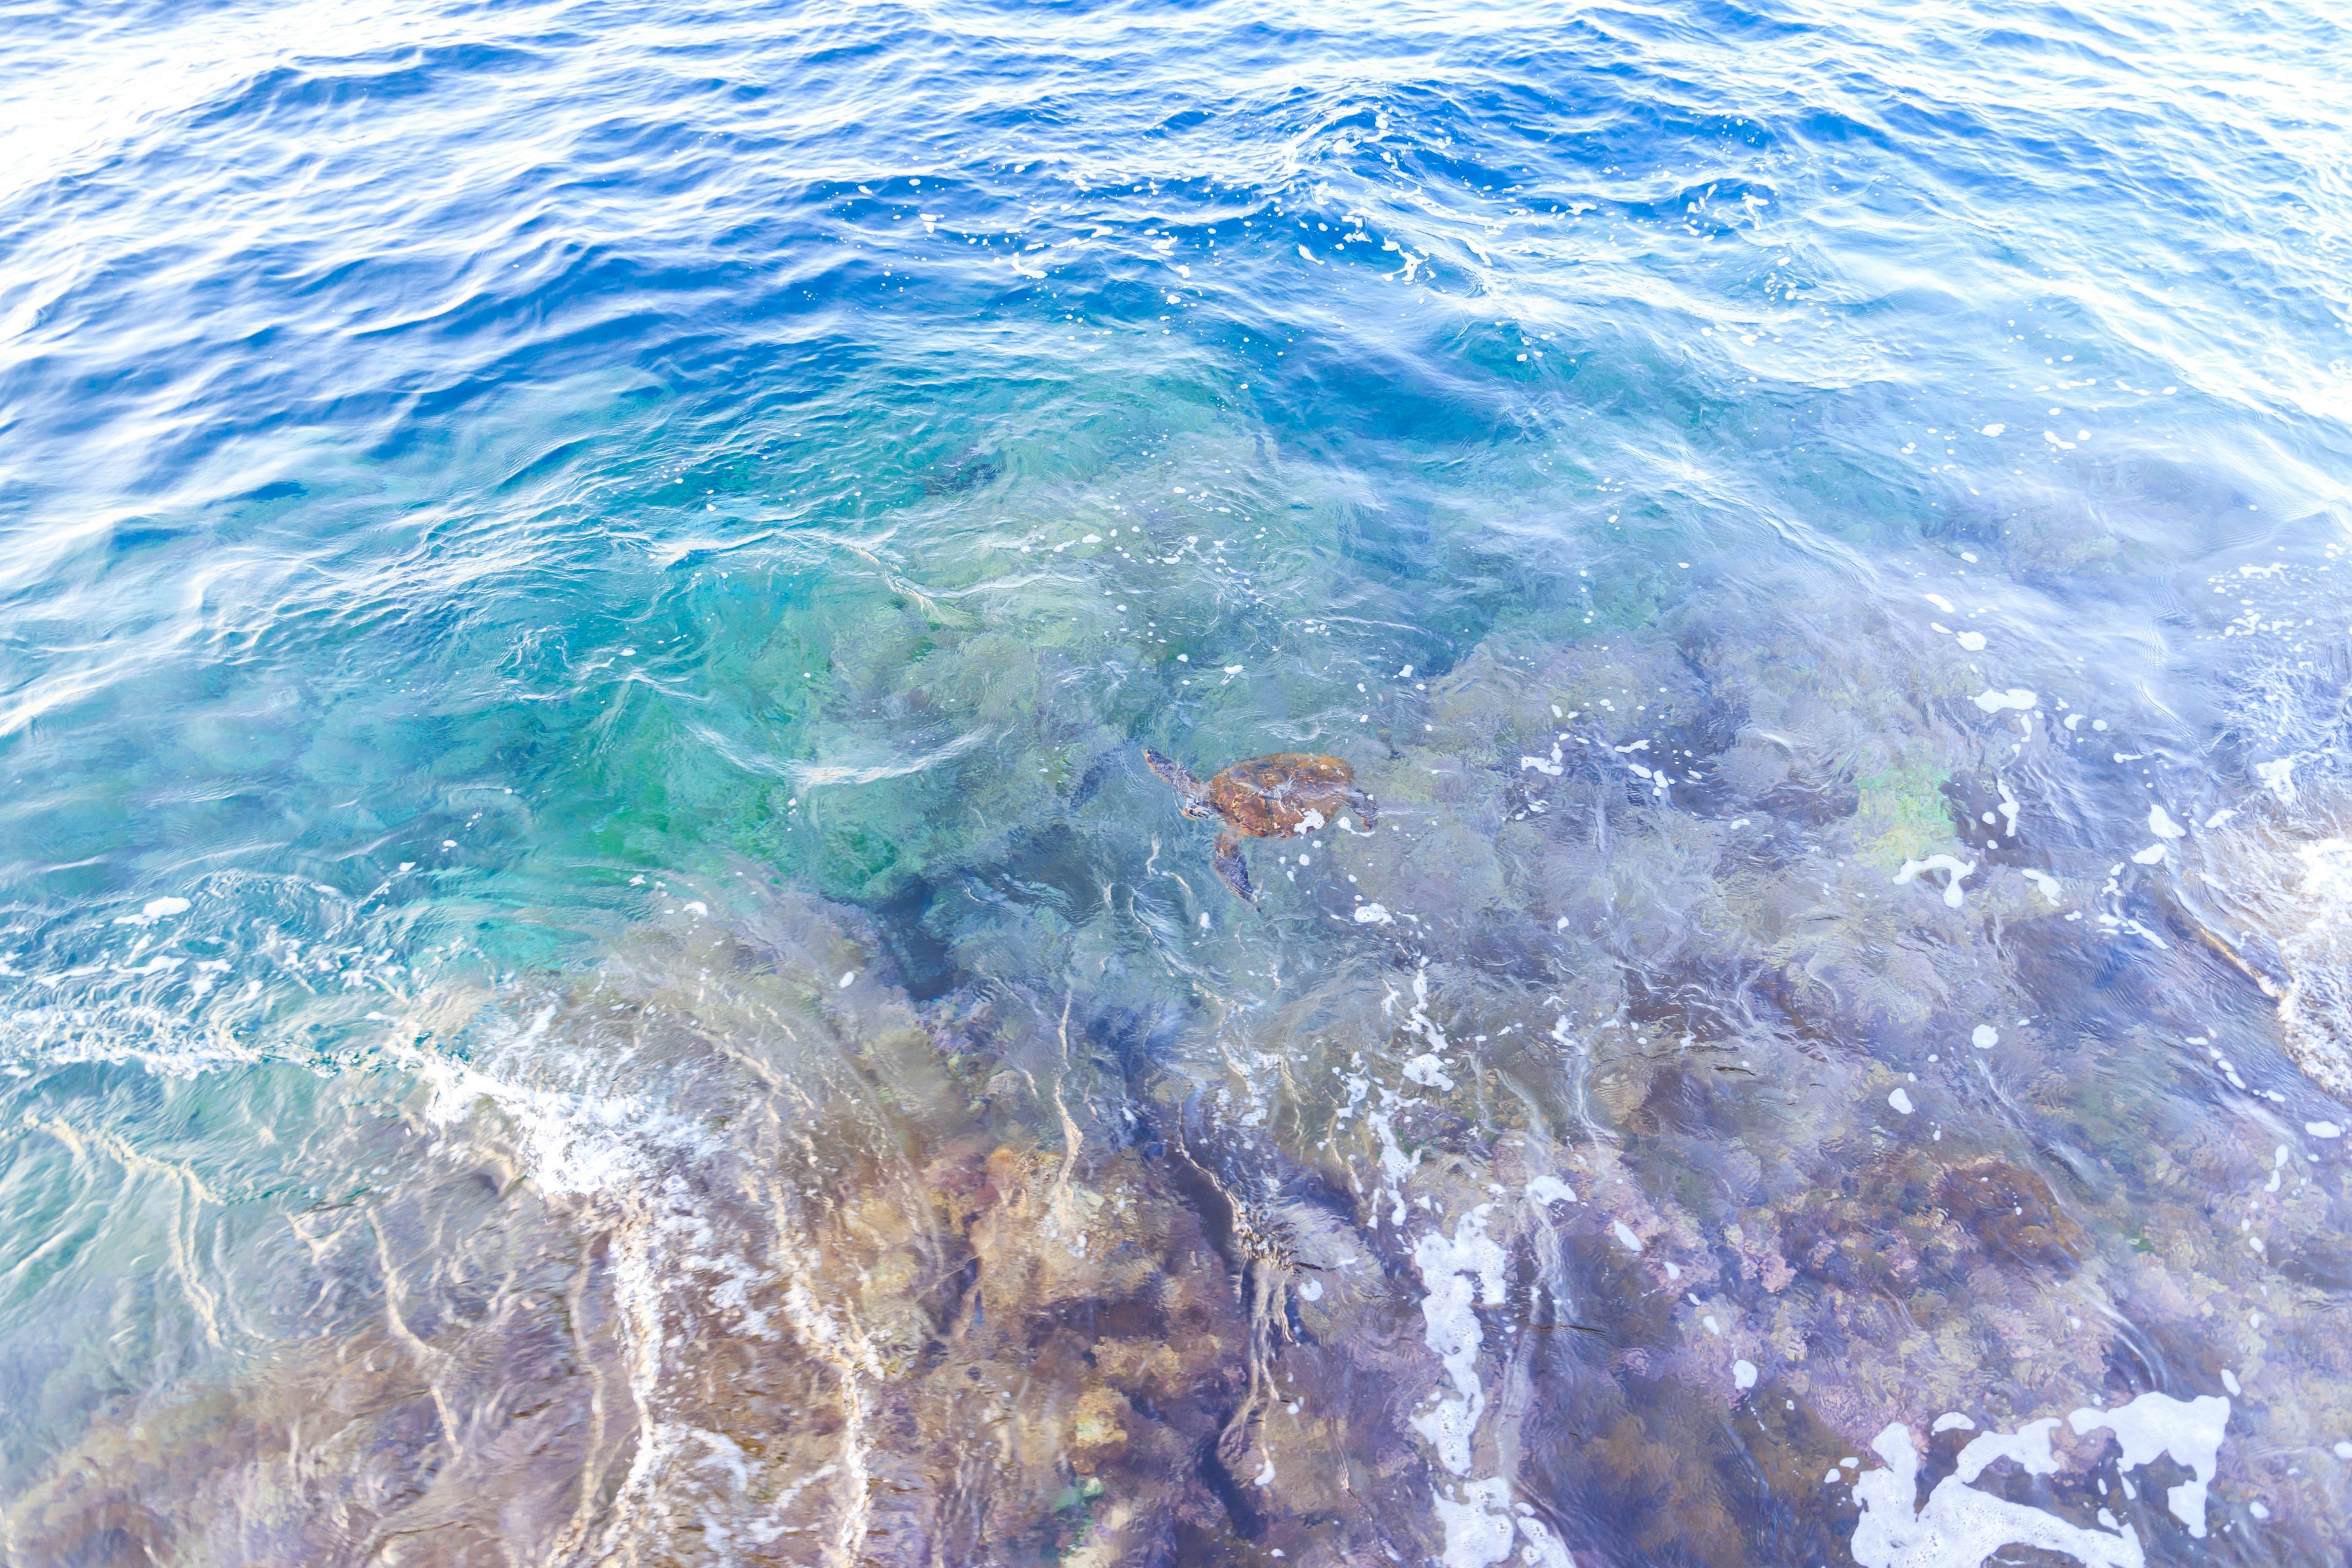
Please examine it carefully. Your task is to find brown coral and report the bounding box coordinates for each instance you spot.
[1936,1158,2085,1275]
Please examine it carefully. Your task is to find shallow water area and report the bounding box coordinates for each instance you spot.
[4,1,2352,1564]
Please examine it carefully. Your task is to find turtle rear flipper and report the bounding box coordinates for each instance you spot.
[1212,828,1256,903]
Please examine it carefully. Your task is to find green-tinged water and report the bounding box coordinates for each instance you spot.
[6,1,2352,1564]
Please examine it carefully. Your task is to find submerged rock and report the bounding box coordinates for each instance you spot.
[2173,794,2352,1096]
[14,581,2352,1568]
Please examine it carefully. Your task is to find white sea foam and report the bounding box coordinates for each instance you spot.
[1431,1477,1574,1568]
[1852,1421,2143,1568]
[1954,1418,2060,1483]
[1432,1480,1517,1568]
[1405,1052,1456,1090]
[2254,757,2299,803]
[1382,978,1574,1563]
[1410,1207,1506,1474]
[1854,1389,2230,1567]
[1894,854,1975,908]
[2244,758,2302,810]
[2070,1392,2231,1537]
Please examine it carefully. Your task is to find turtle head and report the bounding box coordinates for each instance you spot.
[1142,747,1218,816]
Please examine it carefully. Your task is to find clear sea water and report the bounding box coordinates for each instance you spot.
[4,1,2352,1563]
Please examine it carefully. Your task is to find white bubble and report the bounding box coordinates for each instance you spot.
[1525,1175,1577,1205]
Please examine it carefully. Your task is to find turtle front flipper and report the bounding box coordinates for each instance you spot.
[1347,786,1379,829]
[1212,828,1256,903]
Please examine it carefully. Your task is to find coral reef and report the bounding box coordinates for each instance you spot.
[9,564,2352,1568]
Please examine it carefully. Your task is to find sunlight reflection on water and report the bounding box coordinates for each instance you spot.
[3,0,2351,1562]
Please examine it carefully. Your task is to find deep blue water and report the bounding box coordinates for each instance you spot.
[4,2,2351,1564]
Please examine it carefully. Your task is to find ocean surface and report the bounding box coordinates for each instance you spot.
[4,1,2351,1563]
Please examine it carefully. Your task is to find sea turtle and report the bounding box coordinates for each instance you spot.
[1143,748,1378,902]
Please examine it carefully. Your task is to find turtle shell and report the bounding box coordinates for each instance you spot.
[1206,753,1359,838]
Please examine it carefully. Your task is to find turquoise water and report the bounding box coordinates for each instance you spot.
[4,1,2352,1562]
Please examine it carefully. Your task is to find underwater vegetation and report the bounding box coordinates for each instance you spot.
[11,555,2352,1567]
[6,0,2352,1563]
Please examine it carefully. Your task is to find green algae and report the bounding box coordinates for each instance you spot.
[1853,753,1955,870]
